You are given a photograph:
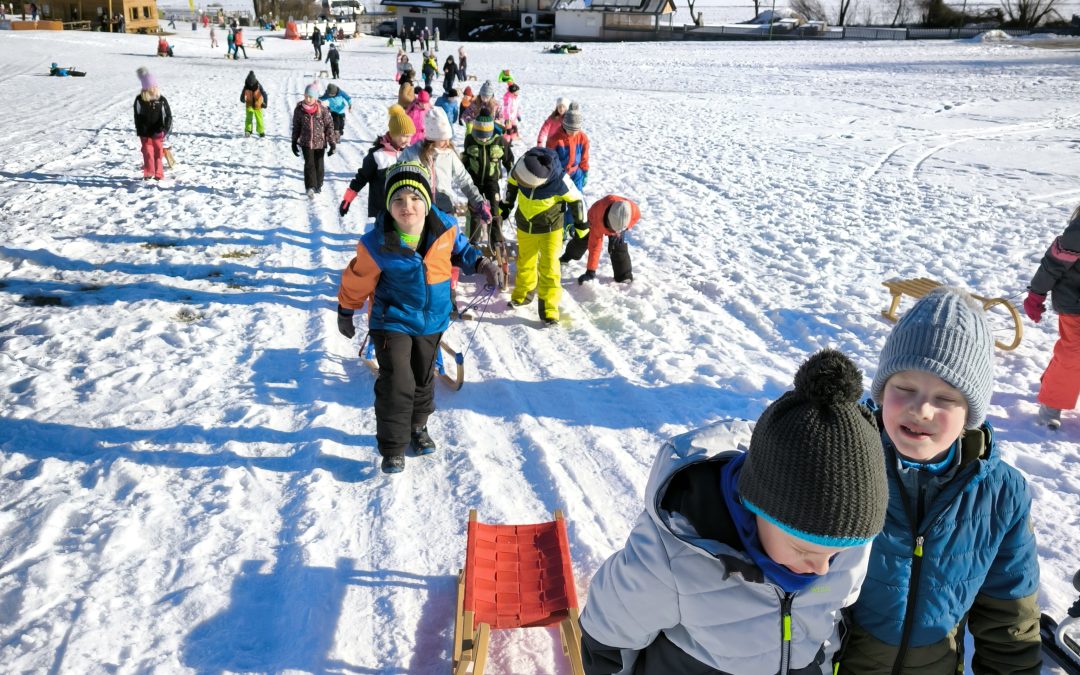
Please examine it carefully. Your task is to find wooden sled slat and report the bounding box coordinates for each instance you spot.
[881,277,1023,351]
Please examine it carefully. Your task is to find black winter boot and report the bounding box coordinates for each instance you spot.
[381,455,405,474]
[411,426,436,455]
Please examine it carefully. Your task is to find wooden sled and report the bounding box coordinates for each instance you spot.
[359,333,465,390]
[451,509,585,675]
[881,277,1022,351]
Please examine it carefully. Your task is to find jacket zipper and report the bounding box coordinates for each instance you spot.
[779,591,795,675]
[891,533,924,675]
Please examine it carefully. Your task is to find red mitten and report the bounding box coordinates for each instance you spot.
[1023,291,1046,323]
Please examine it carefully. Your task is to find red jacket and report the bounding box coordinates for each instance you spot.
[546,127,589,178]
[586,196,639,271]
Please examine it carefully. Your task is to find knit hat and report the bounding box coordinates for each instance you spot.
[136,67,157,91]
[463,86,473,96]
[245,70,257,88]
[424,106,453,141]
[387,104,415,137]
[447,88,458,98]
[606,201,633,233]
[508,83,520,93]
[479,80,494,98]
[512,148,557,189]
[472,111,495,140]
[562,102,583,132]
[416,89,430,104]
[738,349,888,548]
[556,96,571,109]
[324,83,339,98]
[384,161,432,214]
[304,81,319,98]
[870,287,994,429]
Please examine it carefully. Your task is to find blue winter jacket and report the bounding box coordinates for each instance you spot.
[434,95,459,126]
[319,90,352,115]
[844,421,1041,673]
[337,207,483,335]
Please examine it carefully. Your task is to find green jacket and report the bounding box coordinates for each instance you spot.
[463,133,514,188]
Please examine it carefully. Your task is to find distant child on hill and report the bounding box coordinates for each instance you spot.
[326,43,341,79]
[500,83,521,141]
[240,70,267,138]
[560,195,638,284]
[840,287,1042,673]
[1024,204,1080,430]
[291,82,336,197]
[442,55,457,94]
[335,162,503,474]
[133,67,172,181]
[319,83,352,140]
[545,102,589,233]
[580,349,889,675]
[405,89,431,145]
[434,88,460,127]
[536,96,569,147]
[458,86,474,126]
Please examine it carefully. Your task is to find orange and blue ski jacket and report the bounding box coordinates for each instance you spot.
[337,207,483,335]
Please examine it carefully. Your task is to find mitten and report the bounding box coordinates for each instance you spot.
[580,170,588,189]
[1024,291,1046,323]
[291,141,300,157]
[337,305,356,338]
[578,270,596,285]
[339,199,350,217]
[499,201,512,220]
[476,257,504,289]
[471,200,492,226]
[327,144,336,157]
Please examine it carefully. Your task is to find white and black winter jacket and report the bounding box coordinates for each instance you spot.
[580,421,873,675]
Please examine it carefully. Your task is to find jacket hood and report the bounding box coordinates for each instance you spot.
[244,71,258,88]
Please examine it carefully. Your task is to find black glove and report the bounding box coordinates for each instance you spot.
[327,144,335,157]
[339,199,350,217]
[476,257,505,289]
[291,142,300,157]
[577,270,596,285]
[499,201,512,221]
[337,305,356,338]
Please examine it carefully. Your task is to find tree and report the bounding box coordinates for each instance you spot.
[791,0,828,21]
[1000,0,1060,26]
[836,0,856,25]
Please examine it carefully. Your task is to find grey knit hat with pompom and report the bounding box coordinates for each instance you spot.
[739,349,888,547]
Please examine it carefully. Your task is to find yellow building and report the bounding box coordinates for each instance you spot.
[42,0,160,32]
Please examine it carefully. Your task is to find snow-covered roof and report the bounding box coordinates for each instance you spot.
[553,0,674,13]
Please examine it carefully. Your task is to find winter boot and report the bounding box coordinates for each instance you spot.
[411,426,436,455]
[381,454,406,473]
[1039,404,1062,430]
[508,290,536,308]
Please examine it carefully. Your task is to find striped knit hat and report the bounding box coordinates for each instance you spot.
[384,161,432,214]
[472,110,495,140]
[511,148,558,189]
[871,287,994,429]
[739,349,888,548]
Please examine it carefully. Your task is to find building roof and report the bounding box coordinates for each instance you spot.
[553,0,674,13]
[380,0,461,7]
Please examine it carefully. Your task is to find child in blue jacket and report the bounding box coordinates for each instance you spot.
[840,288,1042,674]
[319,83,352,140]
[434,88,460,127]
[336,162,503,474]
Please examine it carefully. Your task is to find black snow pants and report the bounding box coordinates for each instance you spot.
[470,182,503,246]
[302,148,325,191]
[370,330,442,457]
[608,236,633,282]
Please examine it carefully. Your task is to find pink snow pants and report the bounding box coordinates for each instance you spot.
[1039,313,1080,411]
[140,135,164,179]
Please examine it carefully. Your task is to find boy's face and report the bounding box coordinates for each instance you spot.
[756,517,846,576]
[881,370,968,461]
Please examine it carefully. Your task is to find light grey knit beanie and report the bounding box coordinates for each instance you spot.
[870,287,994,429]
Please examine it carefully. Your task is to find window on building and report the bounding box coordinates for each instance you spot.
[143,6,150,17]
[604,11,653,28]
[130,7,138,19]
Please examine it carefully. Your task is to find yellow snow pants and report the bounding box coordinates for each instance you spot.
[512,228,562,321]
[245,107,265,135]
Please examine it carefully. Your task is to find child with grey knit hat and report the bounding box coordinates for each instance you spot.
[841,287,1041,674]
[580,349,889,675]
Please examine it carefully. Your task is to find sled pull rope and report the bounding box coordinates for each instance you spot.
[459,285,498,359]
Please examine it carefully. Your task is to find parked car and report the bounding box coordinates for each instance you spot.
[375,20,398,37]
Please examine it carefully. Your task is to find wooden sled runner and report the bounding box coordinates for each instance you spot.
[452,509,585,675]
[359,333,465,390]
[881,277,1023,351]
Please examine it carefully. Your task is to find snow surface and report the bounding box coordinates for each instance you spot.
[2,26,1080,674]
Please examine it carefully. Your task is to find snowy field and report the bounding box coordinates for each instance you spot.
[1,26,1080,674]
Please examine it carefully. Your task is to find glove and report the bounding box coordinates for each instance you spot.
[291,142,300,157]
[499,201,512,221]
[1023,291,1046,323]
[471,200,492,226]
[327,145,336,157]
[476,257,505,289]
[339,199,350,217]
[573,221,589,240]
[580,170,588,189]
[336,305,356,338]
[578,270,596,285]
